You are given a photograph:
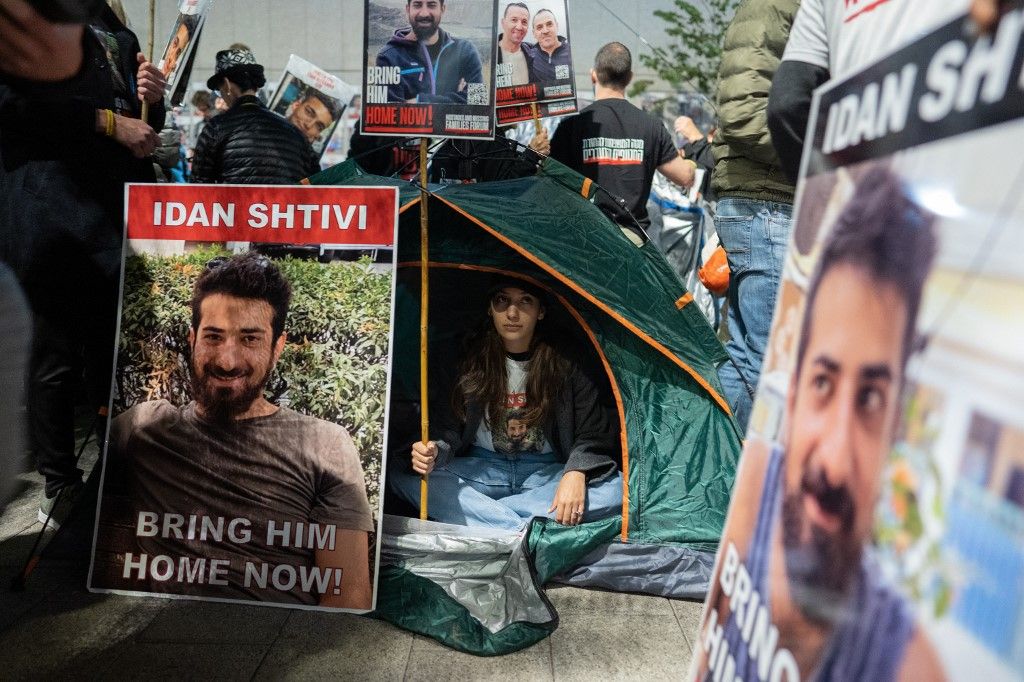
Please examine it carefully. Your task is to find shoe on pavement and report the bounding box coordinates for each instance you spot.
[38,481,84,531]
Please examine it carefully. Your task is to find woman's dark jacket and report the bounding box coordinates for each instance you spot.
[432,362,620,481]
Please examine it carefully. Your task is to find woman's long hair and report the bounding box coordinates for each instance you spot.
[452,313,570,430]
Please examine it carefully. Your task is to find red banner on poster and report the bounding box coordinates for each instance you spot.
[125,184,398,247]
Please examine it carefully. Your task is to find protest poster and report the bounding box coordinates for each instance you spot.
[362,0,496,139]
[496,96,577,127]
[158,0,213,98]
[268,55,358,158]
[89,184,399,613]
[690,6,1024,681]
[494,0,577,125]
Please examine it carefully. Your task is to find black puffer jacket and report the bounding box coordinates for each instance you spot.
[190,95,319,184]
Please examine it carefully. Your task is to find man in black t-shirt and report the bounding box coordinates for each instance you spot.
[550,42,695,230]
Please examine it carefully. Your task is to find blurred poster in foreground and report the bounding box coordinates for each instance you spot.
[690,6,1024,681]
[362,0,496,139]
[158,0,213,98]
[494,0,577,125]
[89,184,399,613]
[269,55,358,158]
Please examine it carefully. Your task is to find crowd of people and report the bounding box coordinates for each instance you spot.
[0,0,1009,602]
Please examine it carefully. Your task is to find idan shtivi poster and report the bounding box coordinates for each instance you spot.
[89,183,399,614]
[690,6,1024,682]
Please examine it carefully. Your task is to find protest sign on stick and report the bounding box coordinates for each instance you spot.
[269,55,357,158]
[361,0,497,139]
[494,0,577,125]
[89,184,399,613]
[157,0,213,99]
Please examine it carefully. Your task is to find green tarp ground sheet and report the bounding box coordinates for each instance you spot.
[309,159,742,655]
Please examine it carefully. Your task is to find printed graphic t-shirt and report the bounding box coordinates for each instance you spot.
[473,355,553,455]
[550,98,677,227]
[783,0,969,78]
[95,401,373,605]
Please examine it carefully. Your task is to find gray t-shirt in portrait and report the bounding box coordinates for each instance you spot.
[94,400,373,605]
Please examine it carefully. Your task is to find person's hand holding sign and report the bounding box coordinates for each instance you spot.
[135,51,166,105]
[529,127,550,156]
[411,440,437,475]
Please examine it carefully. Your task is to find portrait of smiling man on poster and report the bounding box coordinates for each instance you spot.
[285,88,342,145]
[93,252,376,611]
[375,0,485,103]
[692,167,945,682]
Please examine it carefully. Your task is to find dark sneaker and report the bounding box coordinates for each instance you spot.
[38,481,83,531]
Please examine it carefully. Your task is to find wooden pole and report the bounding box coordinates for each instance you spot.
[419,137,430,521]
[531,102,542,136]
[141,0,156,123]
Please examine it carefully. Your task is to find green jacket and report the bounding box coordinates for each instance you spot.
[710,0,800,203]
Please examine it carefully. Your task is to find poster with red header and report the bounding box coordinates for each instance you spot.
[494,0,577,125]
[362,0,497,139]
[89,184,398,613]
[690,6,1024,681]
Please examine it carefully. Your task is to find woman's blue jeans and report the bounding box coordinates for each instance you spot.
[389,447,624,531]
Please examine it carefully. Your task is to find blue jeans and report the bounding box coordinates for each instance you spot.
[389,447,624,531]
[714,198,793,433]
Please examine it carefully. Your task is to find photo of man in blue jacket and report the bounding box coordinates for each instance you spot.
[375,0,485,104]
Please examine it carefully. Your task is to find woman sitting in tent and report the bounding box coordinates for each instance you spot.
[389,278,623,531]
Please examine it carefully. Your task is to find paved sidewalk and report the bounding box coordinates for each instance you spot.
[0,444,704,680]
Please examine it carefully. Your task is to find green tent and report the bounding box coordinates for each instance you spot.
[309,158,741,655]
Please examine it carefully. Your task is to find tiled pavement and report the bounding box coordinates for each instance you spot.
[0,445,704,680]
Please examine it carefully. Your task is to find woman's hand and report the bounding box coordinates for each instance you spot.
[411,440,437,475]
[549,470,586,526]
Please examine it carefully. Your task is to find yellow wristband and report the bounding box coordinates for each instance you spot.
[105,109,116,137]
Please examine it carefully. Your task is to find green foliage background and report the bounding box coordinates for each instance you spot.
[115,247,393,518]
[632,0,740,97]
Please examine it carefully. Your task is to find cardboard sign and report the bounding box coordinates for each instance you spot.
[89,184,399,613]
